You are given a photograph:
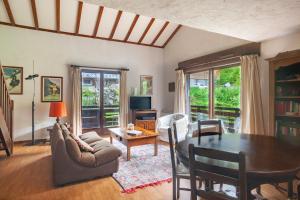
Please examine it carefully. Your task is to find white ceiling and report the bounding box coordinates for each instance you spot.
[84,0,300,42]
[0,0,181,48]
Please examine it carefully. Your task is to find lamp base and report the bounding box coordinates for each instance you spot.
[56,117,60,123]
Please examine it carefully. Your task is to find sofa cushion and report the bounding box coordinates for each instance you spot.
[92,140,122,166]
[70,133,94,153]
[53,123,61,133]
[79,131,102,144]
[65,136,96,167]
[60,124,70,138]
[65,136,81,161]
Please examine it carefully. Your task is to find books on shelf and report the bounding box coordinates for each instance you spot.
[276,86,300,96]
[274,61,300,137]
[276,101,300,115]
[278,126,300,136]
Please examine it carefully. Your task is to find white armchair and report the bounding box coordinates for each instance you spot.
[156,113,189,142]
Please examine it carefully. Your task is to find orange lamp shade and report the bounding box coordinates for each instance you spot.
[49,102,67,117]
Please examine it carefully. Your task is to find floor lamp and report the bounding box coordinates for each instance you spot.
[25,61,39,145]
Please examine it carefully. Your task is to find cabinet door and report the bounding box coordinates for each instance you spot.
[147,121,156,130]
[136,120,146,129]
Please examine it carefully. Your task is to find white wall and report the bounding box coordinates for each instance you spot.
[162,26,249,113]
[0,25,164,141]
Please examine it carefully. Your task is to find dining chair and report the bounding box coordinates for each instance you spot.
[198,119,222,144]
[198,119,224,191]
[168,126,202,200]
[188,143,247,200]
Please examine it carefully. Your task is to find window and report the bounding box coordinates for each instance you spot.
[81,70,120,131]
[187,66,241,133]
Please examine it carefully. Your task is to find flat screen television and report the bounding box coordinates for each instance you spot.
[130,96,151,110]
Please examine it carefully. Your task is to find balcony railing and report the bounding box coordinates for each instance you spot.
[190,105,240,133]
[104,105,120,127]
[82,105,120,129]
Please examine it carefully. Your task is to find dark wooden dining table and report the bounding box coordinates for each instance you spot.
[176,134,300,199]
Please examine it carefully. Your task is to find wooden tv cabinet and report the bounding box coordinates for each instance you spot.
[132,110,157,131]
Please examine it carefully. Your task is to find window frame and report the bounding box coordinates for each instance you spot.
[186,64,241,132]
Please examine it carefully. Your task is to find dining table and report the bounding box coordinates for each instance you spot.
[176,133,300,199]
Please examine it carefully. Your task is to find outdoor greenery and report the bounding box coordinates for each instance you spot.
[81,78,120,127]
[82,87,99,106]
[190,67,240,108]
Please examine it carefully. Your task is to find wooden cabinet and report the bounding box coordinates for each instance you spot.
[268,49,300,136]
[136,120,156,130]
[132,110,157,131]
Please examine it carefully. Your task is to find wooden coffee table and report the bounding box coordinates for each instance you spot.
[109,127,159,161]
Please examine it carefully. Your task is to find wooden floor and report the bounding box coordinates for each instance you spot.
[0,143,291,200]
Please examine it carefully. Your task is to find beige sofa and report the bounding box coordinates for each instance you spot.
[50,123,121,186]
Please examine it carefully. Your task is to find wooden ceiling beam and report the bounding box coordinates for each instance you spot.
[138,18,155,44]
[3,0,15,25]
[93,6,104,37]
[0,21,163,48]
[75,1,83,34]
[124,14,139,42]
[151,21,169,46]
[30,0,39,29]
[56,0,60,32]
[162,25,182,48]
[109,10,123,39]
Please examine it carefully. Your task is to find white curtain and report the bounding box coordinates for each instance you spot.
[174,70,186,113]
[120,70,128,128]
[71,67,82,136]
[240,55,265,135]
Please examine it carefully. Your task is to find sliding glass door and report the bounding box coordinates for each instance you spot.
[103,73,120,128]
[213,66,241,133]
[189,71,210,121]
[81,70,120,133]
[187,66,241,133]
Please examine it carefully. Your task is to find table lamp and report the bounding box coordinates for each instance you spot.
[49,102,67,123]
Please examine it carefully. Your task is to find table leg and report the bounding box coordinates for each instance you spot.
[154,138,158,156]
[127,146,131,161]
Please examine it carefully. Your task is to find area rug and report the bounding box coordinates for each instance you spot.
[112,141,172,193]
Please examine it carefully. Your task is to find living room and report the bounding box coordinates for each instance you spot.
[1,0,300,199]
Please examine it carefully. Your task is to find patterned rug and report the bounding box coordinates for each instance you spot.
[112,141,172,193]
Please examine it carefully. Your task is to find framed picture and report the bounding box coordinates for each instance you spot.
[168,82,175,92]
[41,76,63,102]
[2,66,23,95]
[140,75,153,96]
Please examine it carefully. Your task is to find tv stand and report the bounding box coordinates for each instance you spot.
[132,110,157,131]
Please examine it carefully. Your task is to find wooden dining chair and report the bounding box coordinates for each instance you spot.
[188,143,247,200]
[168,126,202,200]
[198,119,222,144]
[198,119,224,191]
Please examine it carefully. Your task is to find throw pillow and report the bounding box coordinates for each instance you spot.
[70,133,94,153]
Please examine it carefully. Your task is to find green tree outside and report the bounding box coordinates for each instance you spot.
[190,66,240,108]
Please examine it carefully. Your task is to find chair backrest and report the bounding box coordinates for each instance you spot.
[188,144,247,200]
[168,128,178,177]
[198,119,222,144]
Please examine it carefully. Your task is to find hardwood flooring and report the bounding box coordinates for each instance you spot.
[0,143,293,200]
